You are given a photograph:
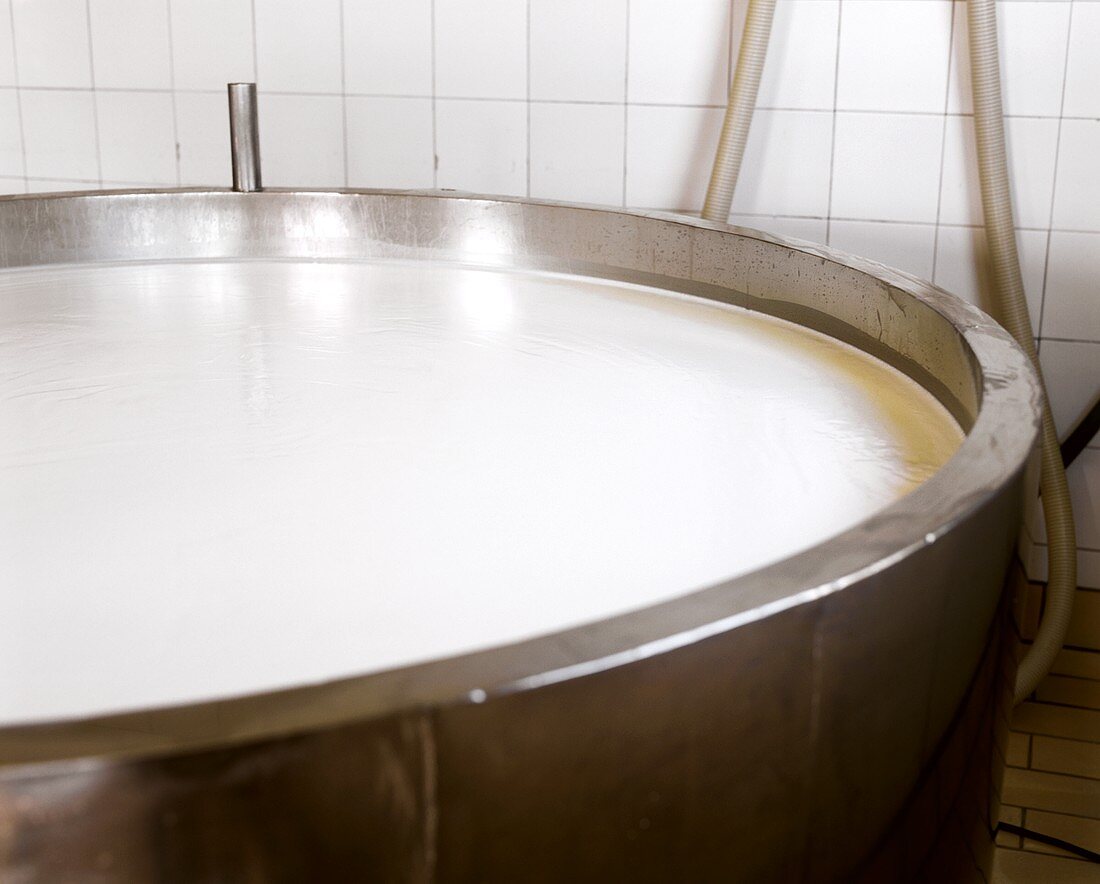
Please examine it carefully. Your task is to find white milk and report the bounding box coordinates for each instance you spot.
[0,259,962,723]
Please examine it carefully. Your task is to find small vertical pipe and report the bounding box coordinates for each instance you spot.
[228,83,262,193]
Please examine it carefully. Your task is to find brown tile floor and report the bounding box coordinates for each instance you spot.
[991,643,1100,881]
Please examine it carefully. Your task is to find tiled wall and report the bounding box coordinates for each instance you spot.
[0,0,1096,587]
[999,572,1100,879]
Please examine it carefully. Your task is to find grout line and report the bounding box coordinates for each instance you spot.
[338,0,349,187]
[1040,336,1100,345]
[1043,672,1100,683]
[430,0,438,189]
[1029,764,1100,784]
[22,178,211,187]
[250,0,259,82]
[930,0,956,283]
[727,0,734,94]
[165,0,181,186]
[83,0,103,187]
[3,82,1100,122]
[1001,788,1100,827]
[1020,698,1100,717]
[721,0,735,222]
[1029,539,1100,552]
[1035,0,1076,341]
[824,0,843,245]
[621,0,630,207]
[6,0,28,188]
[525,0,531,199]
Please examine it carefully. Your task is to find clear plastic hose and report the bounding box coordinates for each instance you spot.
[704,0,1074,703]
[967,0,1077,703]
[701,0,776,223]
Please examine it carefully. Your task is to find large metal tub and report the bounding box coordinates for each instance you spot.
[0,191,1040,882]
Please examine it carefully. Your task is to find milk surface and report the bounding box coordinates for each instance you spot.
[0,259,962,723]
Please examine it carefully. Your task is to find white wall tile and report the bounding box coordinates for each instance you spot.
[752,0,839,111]
[625,105,723,210]
[96,91,176,184]
[1043,231,1100,342]
[529,103,623,206]
[0,0,15,86]
[175,91,231,187]
[88,0,171,89]
[1081,550,1100,592]
[939,116,1059,228]
[1036,450,1100,554]
[530,0,627,103]
[1052,119,1100,232]
[435,0,526,100]
[343,0,432,96]
[1019,229,1050,330]
[346,96,434,189]
[1067,452,1100,555]
[1040,340,1100,441]
[0,176,24,194]
[730,109,832,217]
[255,0,341,93]
[836,0,952,113]
[628,0,730,106]
[436,98,526,196]
[1064,4,1100,118]
[727,215,829,245]
[829,221,937,281]
[932,225,1045,326]
[947,0,1071,117]
[0,88,21,176]
[259,94,345,188]
[20,90,98,180]
[831,112,944,223]
[171,0,254,91]
[13,0,91,88]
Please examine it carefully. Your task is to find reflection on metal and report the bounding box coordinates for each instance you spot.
[227,83,261,193]
[0,190,1042,881]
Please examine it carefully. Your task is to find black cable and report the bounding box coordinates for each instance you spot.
[995,821,1100,864]
[1061,395,1100,469]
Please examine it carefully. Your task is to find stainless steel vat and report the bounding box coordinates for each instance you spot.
[0,189,1040,882]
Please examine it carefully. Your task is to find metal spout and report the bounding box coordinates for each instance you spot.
[228,83,262,193]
